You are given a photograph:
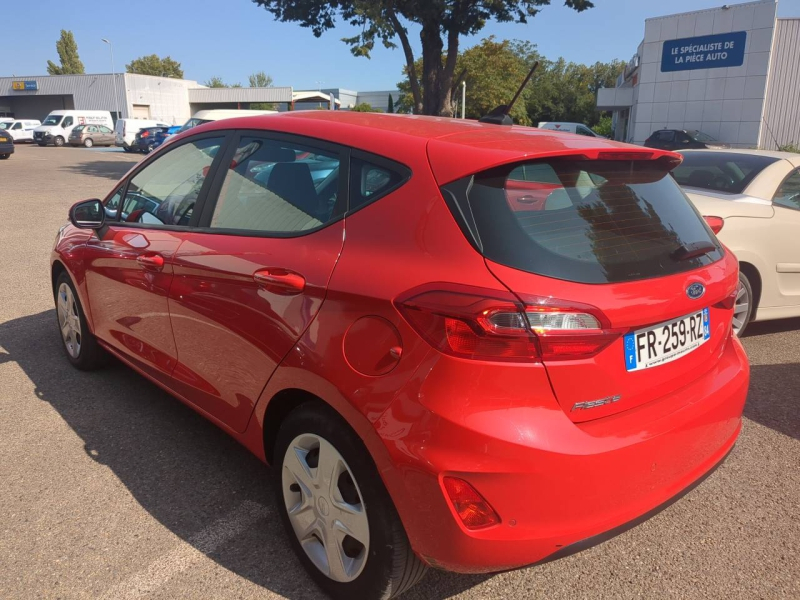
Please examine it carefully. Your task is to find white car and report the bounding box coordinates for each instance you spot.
[538,122,604,137]
[673,149,800,335]
[0,119,42,142]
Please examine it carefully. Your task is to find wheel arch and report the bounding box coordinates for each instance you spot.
[262,388,323,465]
[738,261,762,319]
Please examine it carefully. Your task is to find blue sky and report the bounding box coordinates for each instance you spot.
[4,0,799,90]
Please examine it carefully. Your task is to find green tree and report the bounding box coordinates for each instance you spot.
[593,115,613,137]
[249,71,273,87]
[126,54,184,78]
[350,102,382,113]
[251,0,593,116]
[46,30,85,75]
[387,94,394,114]
[204,76,228,88]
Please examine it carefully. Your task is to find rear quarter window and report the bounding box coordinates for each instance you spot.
[442,158,723,284]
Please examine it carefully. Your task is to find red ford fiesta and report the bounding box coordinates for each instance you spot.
[52,112,749,599]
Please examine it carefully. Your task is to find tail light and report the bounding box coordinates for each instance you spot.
[703,215,724,234]
[396,284,621,362]
[141,130,150,138]
[442,477,500,530]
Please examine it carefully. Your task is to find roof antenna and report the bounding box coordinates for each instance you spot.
[478,61,539,126]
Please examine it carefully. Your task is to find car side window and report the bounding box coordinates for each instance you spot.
[210,136,341,233]
[121,137,223,226]
[657,131,675,142]
[62,117,73,128]
[773,170,800,211]
[576,126,593,137]
[12,123,21,130]
[349,156,409,212]
[100,126,112,133]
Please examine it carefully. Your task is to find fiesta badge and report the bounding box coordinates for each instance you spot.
[686,282,705,300]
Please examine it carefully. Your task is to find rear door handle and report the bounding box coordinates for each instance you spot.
[253,268,306,295]
[136,253,165,271]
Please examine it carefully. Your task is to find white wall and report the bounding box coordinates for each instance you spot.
[631,0,777,147]
[122,74,198,125]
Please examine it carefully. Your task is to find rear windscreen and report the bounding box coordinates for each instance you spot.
[672,151,779,194]
[442,159,724,284]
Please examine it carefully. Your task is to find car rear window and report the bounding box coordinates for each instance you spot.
[441,158,723,284]
[672,151,779,194]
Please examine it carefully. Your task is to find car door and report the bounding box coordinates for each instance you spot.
[166,132,347,431]
[98,125,114,145]
[82,132,229,386]
[769,169,800,308]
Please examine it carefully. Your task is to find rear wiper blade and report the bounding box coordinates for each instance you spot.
[671,241,717,261]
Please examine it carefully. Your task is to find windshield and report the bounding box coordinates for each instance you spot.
[672,151,779,194]
[442,158,722,284]
[0,123,11,130]
[42,115,63,126]
[178,118,211,133]
[688,130,716,143]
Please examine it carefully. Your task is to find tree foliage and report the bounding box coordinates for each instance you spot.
[251,0,593,116]
[46,30,85,75]
[397,38,623,127]
[249,71,276,110]
[387,94,394,113]
[126,54,184,78]
[204,76,228,88]
[350,102,382,113]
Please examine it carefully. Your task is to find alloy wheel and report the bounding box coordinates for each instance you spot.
[282,433,370,583]
[57,282,82,358]
[732,281,750,336]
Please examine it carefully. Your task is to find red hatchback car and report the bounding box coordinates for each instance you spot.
[52,112,749,599]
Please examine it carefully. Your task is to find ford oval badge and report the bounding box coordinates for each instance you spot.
[686,282,705,300]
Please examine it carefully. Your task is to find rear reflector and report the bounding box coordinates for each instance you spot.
[442,477,500,530]
[396,284,622,362]
[703,215,725,234]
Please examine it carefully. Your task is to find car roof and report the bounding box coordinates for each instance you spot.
[191,111,676,184]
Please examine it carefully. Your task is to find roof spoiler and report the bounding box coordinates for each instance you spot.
[478,61,539,126]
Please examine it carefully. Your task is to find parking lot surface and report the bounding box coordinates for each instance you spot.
[0,144,798,600]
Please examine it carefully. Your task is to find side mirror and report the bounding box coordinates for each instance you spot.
[69,199,105,229]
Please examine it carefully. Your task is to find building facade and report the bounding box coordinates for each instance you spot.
[597,0,800,149]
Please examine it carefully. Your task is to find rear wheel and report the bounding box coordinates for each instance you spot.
[0,154,9,160]
[84,138,94,148]
[274,403,426,600]
[146,143,154,153]
[732,272,753,336]
[54,272,105,370]
[123,146,133,153]
[53,136,65,147]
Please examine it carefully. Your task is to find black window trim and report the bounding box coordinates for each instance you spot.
[101,129,234,232]
[347,148,412,215]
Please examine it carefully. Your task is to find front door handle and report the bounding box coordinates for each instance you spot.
[253,268,306,295]
[136,253,165,271]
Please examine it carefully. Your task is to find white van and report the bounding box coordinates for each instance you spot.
[0,119,42,142]
[115,118,170,151]
[538,122,605,137]
[178,109,277,133]
[33,110,114,147]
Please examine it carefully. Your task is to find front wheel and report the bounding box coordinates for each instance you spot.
[732,272,754,336]
[37,143,47,147]
[53,136,65,147]
[54,272,105,370]
[275,403,426,600]
[84,138,94,148]
[0,154,9,159]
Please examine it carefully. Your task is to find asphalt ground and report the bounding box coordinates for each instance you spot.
[0,143,798,600]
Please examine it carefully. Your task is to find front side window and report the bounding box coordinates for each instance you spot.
[12,123,22,130]
[99,125,112,133]
[688,130,716,143]
[672,151,779,194]
[210,136,340,233]
[121,137,222,226]
[443,158,723,284]
[43,115,63,126]
[657,131,675,142]
[576,126,595,137]
[773,170,800,211]
[62,117,74,128]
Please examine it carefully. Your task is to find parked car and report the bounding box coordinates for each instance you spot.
[645,129,729,151]
[177,108,277,133]
[114,118,170,152]
[673,148,800,335]
[0,129,14,159]
[151,125,182,151]
[538,122,604,137]
[34,110,114,147]
[0,119,42,142]
[52,112,747,600]
[68,124,115,148]
[132,126,171,153]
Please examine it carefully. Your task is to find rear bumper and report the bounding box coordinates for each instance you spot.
[0,142,13,155]
[379,334,749,573]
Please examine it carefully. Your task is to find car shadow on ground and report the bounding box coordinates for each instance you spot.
[58,159,140,180]
[745,316,800,337]
[0,310,488,600]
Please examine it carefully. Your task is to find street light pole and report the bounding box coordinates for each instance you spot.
[102,38,122,121]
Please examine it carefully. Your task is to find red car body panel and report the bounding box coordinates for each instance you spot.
[52,111,749,574]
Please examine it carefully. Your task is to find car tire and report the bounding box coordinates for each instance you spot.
[37,143,47,147]
[274,402,427,600]
[53,136,65,147]
[54,271,105,370]
[123,146,133,153]
[0,154,9,159]
[84,138,93,148]
[146,143,154,153]
[732,272,753,337]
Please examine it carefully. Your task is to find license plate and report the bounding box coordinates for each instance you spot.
[0,137,8,142]
[624,308,710,371]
